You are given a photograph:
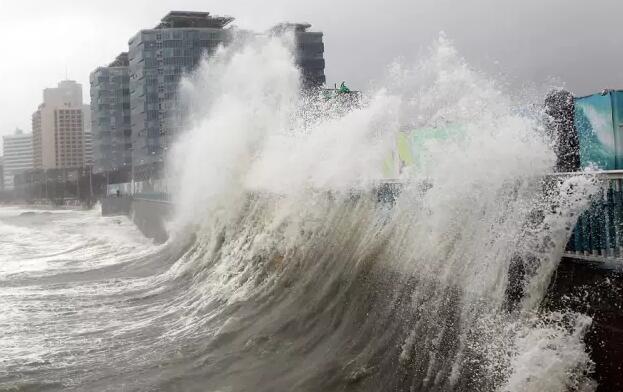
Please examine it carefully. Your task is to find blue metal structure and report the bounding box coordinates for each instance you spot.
[566,91,623,264]
[564,171,623,266]
[575,90,623,170]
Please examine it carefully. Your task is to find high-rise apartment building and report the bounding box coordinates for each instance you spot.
[270,23,326,88]
[92,11,326,172]
[90,53,131,172]
[2,129,33,190]
[32,80,86,170]
[128,11,234,166]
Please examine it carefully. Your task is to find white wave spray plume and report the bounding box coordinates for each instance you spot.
[165,34,598,391]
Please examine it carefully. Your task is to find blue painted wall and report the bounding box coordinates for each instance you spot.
[575,91,623,169]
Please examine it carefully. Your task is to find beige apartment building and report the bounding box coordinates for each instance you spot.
[32,80,88,169]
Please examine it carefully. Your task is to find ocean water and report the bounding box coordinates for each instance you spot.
[0,36,598,391]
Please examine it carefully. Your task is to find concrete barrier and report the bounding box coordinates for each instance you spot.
[101,197,132,216]
[131,198,172,243]
[101,196,171,243]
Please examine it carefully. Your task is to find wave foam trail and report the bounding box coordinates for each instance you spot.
[161,35,597,391]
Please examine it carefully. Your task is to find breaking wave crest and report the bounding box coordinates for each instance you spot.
[164,35,597,391]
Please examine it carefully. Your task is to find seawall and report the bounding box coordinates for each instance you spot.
[545,259,623,390]
[101,196,171,244]
[100,188,622,390]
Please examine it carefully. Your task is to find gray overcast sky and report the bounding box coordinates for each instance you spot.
[1,0,622,139]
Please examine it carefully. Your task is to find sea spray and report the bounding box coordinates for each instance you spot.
[163,35,596,391]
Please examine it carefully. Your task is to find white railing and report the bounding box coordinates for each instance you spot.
[553,170,623,265]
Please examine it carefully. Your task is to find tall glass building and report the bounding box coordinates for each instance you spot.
[91,11,327,173]
[270,23,326,88]
[128,11,234,166]
[89,53,132,173]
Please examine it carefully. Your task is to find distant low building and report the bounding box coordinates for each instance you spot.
[3,129,33,190]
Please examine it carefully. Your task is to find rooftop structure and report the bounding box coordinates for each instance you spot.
[269,22,313,34]
[155,11,234,29]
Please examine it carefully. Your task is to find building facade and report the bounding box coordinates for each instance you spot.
[84,130,94,166]
[89,53,131,172]
[128,11,234,166]
[92,11,327,172]
[83,104,93,166]
[270,23,326,88]
[2,129,33,190]
[32,80,86,170]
